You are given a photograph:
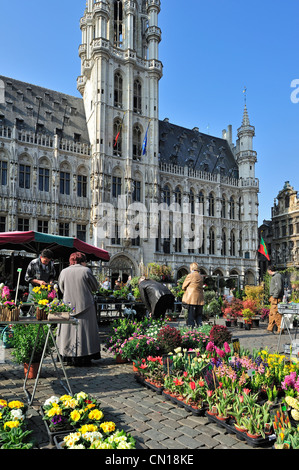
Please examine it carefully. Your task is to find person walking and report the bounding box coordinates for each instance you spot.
[267,265,284,334]
[56,252,100,366]
[138,277,174,319]
[182,262,204,327]
[25,249,56,301]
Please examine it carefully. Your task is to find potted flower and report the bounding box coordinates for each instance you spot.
[119,333,161,361]
[10,324,54,379]
[241,308,255,329]
[31,284,58,320]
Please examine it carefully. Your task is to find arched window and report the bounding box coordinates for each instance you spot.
[199,229,205,254]
[239,230,243,257]
[60,163,71,195]
[114,0,123,48]
[163,184,171,205]
[208,192,214,217]
[229,196,235,219]
[77,166,88,198]
[221,195,226,218]
[132,124,142,160]
[174,187,181,206]
[230,230,236,256]
[113,118,122,156]
[238,197,242,220]
[198,191,204,215]
[19,156,32,190]
[133,79,142,114]
[38,157,50,192]
[0,157,8,186]
[189,189,195,214]
[221,229,226,256]
[209,227,215,255]
[114,72,123,108]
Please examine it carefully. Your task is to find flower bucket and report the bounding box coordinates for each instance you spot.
[0,325,14,349]
[115,354,128,364]
[36,307,47,321]
[24,362,40,379]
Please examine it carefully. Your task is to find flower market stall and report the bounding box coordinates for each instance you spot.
[102,314,299,449]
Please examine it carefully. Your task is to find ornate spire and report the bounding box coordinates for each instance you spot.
[242,104,250,126]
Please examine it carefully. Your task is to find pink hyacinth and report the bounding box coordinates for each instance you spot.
[206,341,215,352]
[2,286,10,300]
[224,342,231,354]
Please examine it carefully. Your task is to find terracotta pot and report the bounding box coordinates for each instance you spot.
[246,432,261,439]
[216,415,229,422]
[24,362,40,379]
[234,424,247,433]
[115,354,128,364]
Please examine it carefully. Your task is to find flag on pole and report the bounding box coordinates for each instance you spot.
[258,236,270,261]
[114,112,126,148]
[142,120,151,155]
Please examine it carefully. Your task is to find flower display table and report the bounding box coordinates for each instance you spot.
[0,316,78,405]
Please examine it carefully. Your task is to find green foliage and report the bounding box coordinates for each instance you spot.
[11,324,53,364]
[209,325,232,347]
[156,325,182,354]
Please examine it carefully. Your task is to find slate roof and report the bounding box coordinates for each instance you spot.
[158,119,238,178]
[0,75,239,178]
[0,75,89,144]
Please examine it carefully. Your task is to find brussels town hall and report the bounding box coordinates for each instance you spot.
[0,0,259,286]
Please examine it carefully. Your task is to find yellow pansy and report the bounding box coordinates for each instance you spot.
[4,420,20,430]
[47,406,62,417]
[0,399,7,408]
[38,299,49,305]
[79,424,98,434]
[100,421,116,433]
[8,400,24,409]
[88,409,104,421]
[70,410,81,422]
[60,395,72,402]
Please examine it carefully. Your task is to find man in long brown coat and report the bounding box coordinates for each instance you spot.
[182,262,204,327]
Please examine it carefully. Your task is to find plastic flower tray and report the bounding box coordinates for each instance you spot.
[206,412,276,448]
[40,406,76,446]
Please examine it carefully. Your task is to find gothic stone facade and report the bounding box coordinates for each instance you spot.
[0,0,259,285]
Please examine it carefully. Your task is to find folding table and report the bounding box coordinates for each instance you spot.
[0,317,78,405]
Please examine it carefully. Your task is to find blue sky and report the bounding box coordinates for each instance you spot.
[1,0,298,225]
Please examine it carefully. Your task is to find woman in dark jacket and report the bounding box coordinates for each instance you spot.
[138,277,174,319]
[182,262,204,327]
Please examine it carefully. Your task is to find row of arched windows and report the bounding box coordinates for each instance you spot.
[114,72,142,113]
[113,118,143,159]
[0,157,88,197]
[158,227,243,257]
[163,185,242,220]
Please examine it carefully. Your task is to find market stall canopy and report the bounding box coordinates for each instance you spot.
[0,231,110,262]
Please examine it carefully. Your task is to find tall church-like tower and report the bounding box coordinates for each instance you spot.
[77,0,162,275]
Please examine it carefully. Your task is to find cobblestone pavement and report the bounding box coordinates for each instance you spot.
[0,318,295,450]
